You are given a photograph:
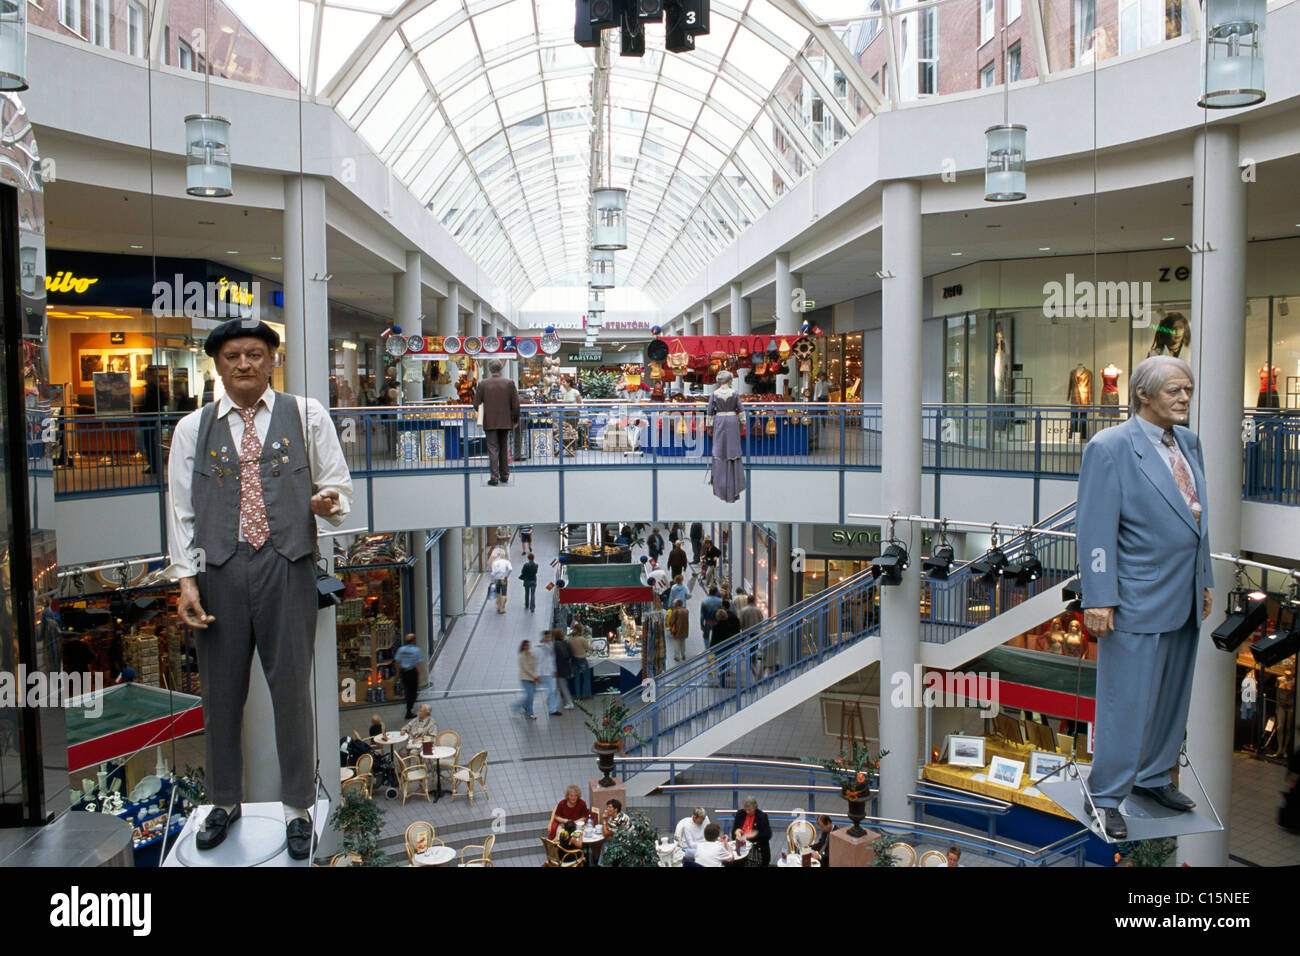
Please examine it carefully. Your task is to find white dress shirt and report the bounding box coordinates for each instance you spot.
[694,839,734,867]
[166,388,352,578]
[1134,414,1194,484]
[674,816,710,857]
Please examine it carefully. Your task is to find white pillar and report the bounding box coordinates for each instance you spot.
[396,251,422,403]
[731,283,751,394]
[467,301,484,338]
[878,180,923,822]
[440,532,465,617]
[1180,126,1245,868]
[412,545,431,676]
[775,523,794,668]
[439,285,460,399]
[272,175,341,835]
[774,253,797,398]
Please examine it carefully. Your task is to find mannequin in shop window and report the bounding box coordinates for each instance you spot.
[992,322,1011,404]
[1258,364,1280,408]
[1067,363,1093,440]
[1100,363,1121,418]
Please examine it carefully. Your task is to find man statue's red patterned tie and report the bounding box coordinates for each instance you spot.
[1161,430,1201,525]
[239,406,270,549]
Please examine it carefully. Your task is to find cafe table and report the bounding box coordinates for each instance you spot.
[340,767,355,783]
[775,853,821,867]
[412,845,457,867]
[419,745,458,802]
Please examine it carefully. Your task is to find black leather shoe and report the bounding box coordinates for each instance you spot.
[286,817,313,861]
[1133,784,1196,812]
[488,479,499,486]
[196,805,241,850]
[1097,807,1127,840]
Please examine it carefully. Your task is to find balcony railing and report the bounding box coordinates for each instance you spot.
[27,403,1300,505]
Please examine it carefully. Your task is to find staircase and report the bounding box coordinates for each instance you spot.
[620,504,1078,797]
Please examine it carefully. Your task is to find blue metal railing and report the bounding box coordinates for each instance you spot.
[35,403,1300,506]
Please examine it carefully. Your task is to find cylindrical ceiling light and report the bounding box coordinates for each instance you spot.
[587,310,604,328]
[591,249,615,289]
[1199,0,1266,108]
[185,1,233,198]
[588,288,604,313]
[0,0,29,91]
[984,124,1027,202]
[591,186,628,250]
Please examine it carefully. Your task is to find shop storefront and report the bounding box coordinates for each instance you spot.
[741,523,777,615]
[333,533,413,706]
[928,240,1300,414]
[1231,565,1297,764]
[45,250,284,415]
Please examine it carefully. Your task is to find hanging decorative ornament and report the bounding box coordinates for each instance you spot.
[385,334,407,357]
[443,335,462,354]
[801,320,811,335]
[463,336,483,355]
[540,325,561,355]
[407,334,426,353]
[516,337,538,358]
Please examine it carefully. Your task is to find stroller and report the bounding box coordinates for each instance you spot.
[340,735,400,799]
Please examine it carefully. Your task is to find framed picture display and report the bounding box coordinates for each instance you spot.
[92,371,132,416]
[987,756,1026,790]
[420,429,444,461]
[992,713,1026,744]
[1028,750,1068,782]
[946,734,986,768]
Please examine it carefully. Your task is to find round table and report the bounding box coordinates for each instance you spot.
[412,845,457,867]
[373,732,408,754]
[340,768,355,783]
[419,746,458,802]
[579,827,604,866]
[776,853,822,867]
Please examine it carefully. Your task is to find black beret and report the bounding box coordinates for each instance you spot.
[204,319,281,357]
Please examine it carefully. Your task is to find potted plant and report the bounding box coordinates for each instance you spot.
[1114,837,1176,867]
[808,742,887,837]
[576,696,648,787]
[328,788,390,866]
[871,830,901,867]
[602,809,659,867]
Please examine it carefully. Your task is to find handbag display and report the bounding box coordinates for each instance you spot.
[666,339,690,374]
[709,349,727,373]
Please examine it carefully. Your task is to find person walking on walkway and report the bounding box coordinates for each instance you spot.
[536,631,561,715]
[517,639,538,720]
[667,573,691,611]
[668,599,690,662]
[490,549,512,613]
[701,536,721,590]
[519,524,533,555]
[689,522,704,565]
[567,624,592,699]
[667,539,688,579]
[553,628,576,710]
[520,552,539,612]
[647,526,664,564]
[394,632,422,719]
[474,359,520,486]
[700,587,722,650]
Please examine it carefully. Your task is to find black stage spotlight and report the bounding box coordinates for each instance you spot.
[971,548,1008,584]
[1211,589,1269,653]
[665,0,695,51]
[637,0,664,21]
[590,0,620,28]
[871,543,909,586]
[575,0,601,47]
[1004,554,1042,587]
[922,544,955,579]
[620,12,646,56]
[681,0,710,34]
[1250,603,1300,668]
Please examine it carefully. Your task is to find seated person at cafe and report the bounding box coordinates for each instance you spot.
[601,798,631,839]
[811,814,836,864]
[368,714,384,737]
[947,846,962,867]
[694,824,735,868]
[401,704,437,742]
[674,807,711,862]
[732,795,772,866]
[557,820,584,851]
[548,784,589,839]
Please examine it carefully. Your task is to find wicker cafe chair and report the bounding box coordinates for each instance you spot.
[435,730,461,786]
[888,842,917,868]
[786,820,817,853]
[404,821,444,864]
[341,775,370,800]
[396,753,432,805]
[541,837,584,867]
[460,833,496,867]
[450,750,489,807]
[919,849,949,867]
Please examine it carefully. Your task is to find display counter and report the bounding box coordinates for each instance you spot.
[590,640,642,695]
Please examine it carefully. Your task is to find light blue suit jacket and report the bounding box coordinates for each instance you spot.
[1076,415,1214,634]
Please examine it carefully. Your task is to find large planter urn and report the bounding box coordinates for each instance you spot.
[841,782,870,837]
[594,742,621,788]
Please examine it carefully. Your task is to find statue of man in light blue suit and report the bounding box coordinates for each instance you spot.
[1076,355,1214,841]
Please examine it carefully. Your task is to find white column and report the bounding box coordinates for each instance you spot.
[731,283,751,394]
[702,302,718,336]
[775,523,794,668]
[439,284,460,399]
[878,180,923,822]
[412,543,431,680]
[271,175,341,832]
[467,301,484,338]
[1181,126,1245,868]
[396,251,422,403]
[440,532,465,617]
[774,253,797,398]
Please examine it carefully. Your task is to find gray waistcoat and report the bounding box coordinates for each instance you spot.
[192,393,315,568]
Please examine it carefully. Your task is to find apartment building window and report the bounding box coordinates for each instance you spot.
[127,2,145,58]
[1119,0,1179,55]
[1007,41,1022,82]
[60,0,82,35]
[918,6,938,95]
[979,61,995,87]
[1075,0,1097,65]
[980,0,994,45]
[1007,0,1022,22]
[178,38,193,70]
[91,0,110,47]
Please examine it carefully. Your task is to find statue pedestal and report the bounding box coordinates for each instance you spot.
[163,799,329,867]
[829,827,880,867]
[589,779,626,816]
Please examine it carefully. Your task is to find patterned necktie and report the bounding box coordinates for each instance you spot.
[238,406,270,549]
[1161,430,1201,524]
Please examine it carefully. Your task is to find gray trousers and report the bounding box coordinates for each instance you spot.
[485,429,511,481]
[197,543,317,808]
[1089,607,1199,809]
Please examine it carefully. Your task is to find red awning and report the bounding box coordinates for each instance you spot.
[558,586,655,605]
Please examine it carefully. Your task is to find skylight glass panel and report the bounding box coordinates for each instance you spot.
[488,51,541,92]
[473,0,536,58]
[546,76,590,109]
[498,85,546,124]
[660,54,715,98]
[708,76,762,127]
[336,32,405,119]
[746,0,809,51]
[316,7,381,93]
[444,75,492,121]
[726,25,790,89]
[651,86,702,125]
[356,61,426,153]
[393,111,446,180]
[399,1,464,44]
[418,20,479,79]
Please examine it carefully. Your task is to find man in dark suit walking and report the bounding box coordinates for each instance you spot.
[474,360,520,485]
[1077,355,1214,840]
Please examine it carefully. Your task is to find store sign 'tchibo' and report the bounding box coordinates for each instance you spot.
[45,271,100,294]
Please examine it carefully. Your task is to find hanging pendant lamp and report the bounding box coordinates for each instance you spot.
[984,0,1026,202]
[591,249,615,289]
[591,187,628,250]
[0,0,29,91]
[1199,0,1267,108]
[185,1,233,197]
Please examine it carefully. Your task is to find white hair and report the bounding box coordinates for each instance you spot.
[1129,355,1193,414]
[715,370,733,385]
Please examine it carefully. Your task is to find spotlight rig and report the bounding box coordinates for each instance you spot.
[1211,588,1269,653]
[870,542,909,586]
[576,0,710,55]
[1004,553,1043,588]
[971,547,1008,584]
[1250,590,1299,668]
[922,544,955,580]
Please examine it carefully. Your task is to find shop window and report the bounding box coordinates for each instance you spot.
[1275,297,1300,408]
